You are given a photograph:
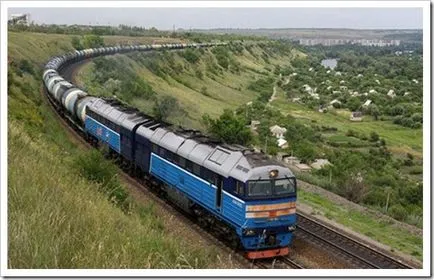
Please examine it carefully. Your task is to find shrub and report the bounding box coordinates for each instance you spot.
[200,86,210,97]
[82,34,104,48]
[182,48,200,64]
[195,69,204,79]
[370,131,380,142]
[74,150,129,212]
[346,129,356,137]
[18,59,34,75]
[71,36,83,50]
[202,110,252,145]
[411,113,423,123]
[408,165,423,175]
[388,204,407,221]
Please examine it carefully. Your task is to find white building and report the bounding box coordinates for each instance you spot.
[277,138,288,149]
[387,89,396,98]
[311,159,332,170]
[270,125,287,139]
[330,99,342,106]
[363,99,372,107]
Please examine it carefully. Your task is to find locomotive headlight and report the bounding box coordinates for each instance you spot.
[243,229,256,236]
[269,169,279,178]
[287,225,296,232]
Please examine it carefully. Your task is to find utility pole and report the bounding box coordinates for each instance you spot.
[385,188,391,212]
[329,169,332,183]
[265,136,268,154]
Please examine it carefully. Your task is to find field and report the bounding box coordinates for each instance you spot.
[7,31,233,268]
[271,89,423,157]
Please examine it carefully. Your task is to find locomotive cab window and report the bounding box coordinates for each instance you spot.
[248,180,272,197]
[275,178,296,195]
[247,178,296,198]
[235,181,244,196]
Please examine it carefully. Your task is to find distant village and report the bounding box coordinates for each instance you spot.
[298,38,400,47]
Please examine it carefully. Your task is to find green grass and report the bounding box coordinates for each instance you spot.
[8,31,230,268]
[76,44,293,130]
[271,95,423,157]
[325,134,370,147]
[8,121,228,268]
[298,189,423,261]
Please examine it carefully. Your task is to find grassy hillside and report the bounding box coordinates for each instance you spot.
[75,41,302,129]
[7,31,231,268]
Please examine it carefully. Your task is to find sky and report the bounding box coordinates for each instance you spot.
[8,7,422,30]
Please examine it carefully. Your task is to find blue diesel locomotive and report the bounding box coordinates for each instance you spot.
[43,42,297,259]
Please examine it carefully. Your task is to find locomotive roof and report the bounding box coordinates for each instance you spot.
[87,98,293,182]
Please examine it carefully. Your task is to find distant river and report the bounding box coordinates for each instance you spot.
[321,58,338,69]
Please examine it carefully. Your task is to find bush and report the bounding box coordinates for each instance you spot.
[293,142,317,163]
[411,113,423,123]
[212,46,230,69]
[202,109,252,145]
[82,34,104,48]
[408,165,423,175]
[195,68,203,79]
[200,86,210,97]
[153,96,184,122]
[346,129,356,137]
[74,150,129,212]
[182,48,200,64]
[71,36,83,50]
[370,131,380,142]
[388,204,407,221]
[18,59,34,75]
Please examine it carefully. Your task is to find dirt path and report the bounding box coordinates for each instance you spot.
[268,85,277,103]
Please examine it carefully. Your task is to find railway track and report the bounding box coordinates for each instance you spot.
[253,257,304,269]
[296,213,414,269]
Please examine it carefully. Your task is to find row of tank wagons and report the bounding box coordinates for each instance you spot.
[43,42,227,124]
[45,42,227,71]
[43,68,97,124]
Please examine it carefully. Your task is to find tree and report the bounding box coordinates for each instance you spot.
[153,96,182,122]
[368,104,380,120]
[340,172,369,203]
[202,109,252,145]
[370,131,380,142]
[82,34,104,48]
[346,97,362,111]
[71,36,83,50]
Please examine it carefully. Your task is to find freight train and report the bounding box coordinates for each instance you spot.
[43,42,297,259]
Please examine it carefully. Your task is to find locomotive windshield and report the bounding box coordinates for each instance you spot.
[247,178,296,197]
